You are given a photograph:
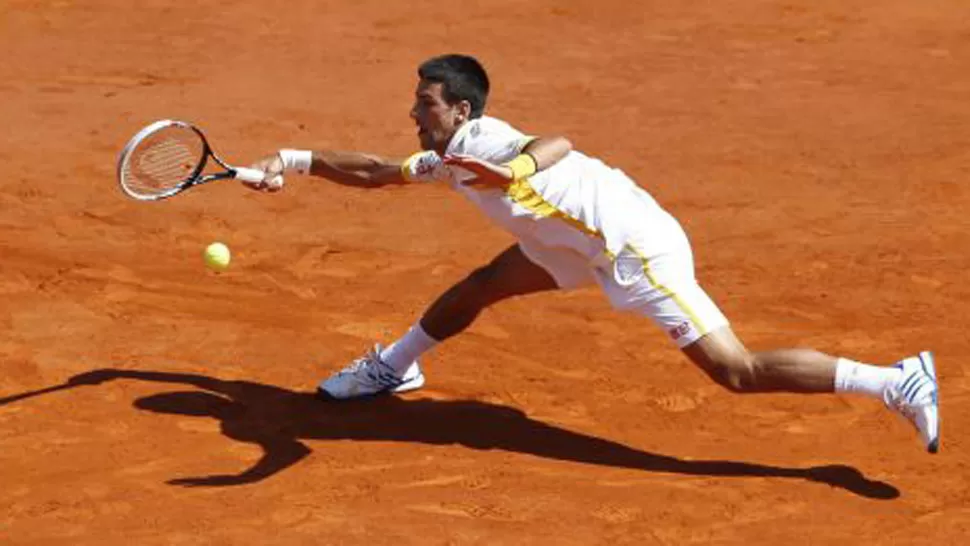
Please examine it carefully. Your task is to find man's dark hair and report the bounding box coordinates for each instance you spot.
[417,54,490,119]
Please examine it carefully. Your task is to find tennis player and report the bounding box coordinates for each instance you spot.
[244,54,940,453]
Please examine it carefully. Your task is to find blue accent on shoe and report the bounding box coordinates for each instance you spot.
[899,372,921,400]
[904,376,929,402]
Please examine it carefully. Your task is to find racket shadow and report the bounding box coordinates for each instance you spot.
[7,368,900,499]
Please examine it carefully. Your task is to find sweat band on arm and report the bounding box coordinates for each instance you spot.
[278,149,313,175]
[504,153,538,181]
[401,151,444,182]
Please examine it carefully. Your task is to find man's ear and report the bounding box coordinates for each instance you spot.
[456,100,472,123]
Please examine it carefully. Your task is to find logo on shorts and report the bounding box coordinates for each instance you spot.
[669,321,692,341]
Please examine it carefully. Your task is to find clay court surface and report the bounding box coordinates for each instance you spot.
[2,1,969,544]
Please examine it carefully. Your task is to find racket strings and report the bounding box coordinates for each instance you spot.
[121,127,205,197]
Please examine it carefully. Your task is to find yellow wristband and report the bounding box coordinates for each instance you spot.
[504,153,538,181]
[401,151,442,182]
[400,155,416,181]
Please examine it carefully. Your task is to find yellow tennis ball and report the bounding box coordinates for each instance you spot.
[203,242,231,272]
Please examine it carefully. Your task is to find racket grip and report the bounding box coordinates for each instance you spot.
[233,167,266,183]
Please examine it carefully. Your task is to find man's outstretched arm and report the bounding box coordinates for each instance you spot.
[244,134,572,192]
[244,149,411,191]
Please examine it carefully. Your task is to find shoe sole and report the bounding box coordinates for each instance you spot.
[919,351,940,454]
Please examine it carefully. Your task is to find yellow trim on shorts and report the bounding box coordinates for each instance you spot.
[626,244,709,335]
[502,178,707,337]
[504,177,603,238]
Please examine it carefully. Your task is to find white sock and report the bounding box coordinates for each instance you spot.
[834,358,902,399]
[380,322,439,375]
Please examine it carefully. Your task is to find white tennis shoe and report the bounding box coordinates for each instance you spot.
[317,345,425,400]
[884,351,940,453]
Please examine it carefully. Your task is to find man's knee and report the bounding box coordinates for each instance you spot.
[464,254,545,304]
[683,328,768,393]
[685,338,761,393]
[464,263,499,297]
[448,263,509,311]
[449,245,558,312]
[705,354,761,393]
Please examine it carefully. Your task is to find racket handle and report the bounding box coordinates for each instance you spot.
[233,167,266,183]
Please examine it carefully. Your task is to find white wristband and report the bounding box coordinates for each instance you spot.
[278,149,313,175]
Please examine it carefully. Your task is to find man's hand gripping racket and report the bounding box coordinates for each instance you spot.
[117,119,281,201]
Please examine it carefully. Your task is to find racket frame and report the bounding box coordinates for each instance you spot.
[117,119,264,201]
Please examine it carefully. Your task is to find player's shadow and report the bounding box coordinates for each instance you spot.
[2,368,900,499]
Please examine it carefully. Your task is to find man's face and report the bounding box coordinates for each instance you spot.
[410,80,468,154]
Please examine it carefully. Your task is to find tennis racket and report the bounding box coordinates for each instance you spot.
[116,119,266,201]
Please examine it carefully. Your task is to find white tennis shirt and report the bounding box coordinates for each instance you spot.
[402,116,680,265]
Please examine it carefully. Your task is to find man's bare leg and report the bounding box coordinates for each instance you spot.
[366,243,559,374]
[682,326,940,452]
[682,326,843,393]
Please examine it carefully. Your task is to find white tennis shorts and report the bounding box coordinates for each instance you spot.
[518,217,729,348]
